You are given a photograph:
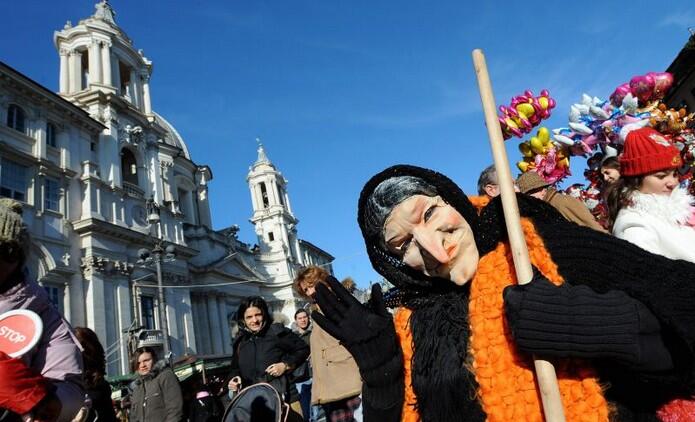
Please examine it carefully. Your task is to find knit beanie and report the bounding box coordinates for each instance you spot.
[516,172,550,194]
[620,127,682,176]
[0,198,28,264]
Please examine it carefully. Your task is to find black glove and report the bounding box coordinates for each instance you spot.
[312,277,403,418]
[503,271,673,372]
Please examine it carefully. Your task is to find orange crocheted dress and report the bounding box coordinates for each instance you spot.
[394,215,610,422]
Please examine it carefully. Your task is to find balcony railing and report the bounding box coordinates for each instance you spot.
[123,181,145,199]
[136,329,164,348]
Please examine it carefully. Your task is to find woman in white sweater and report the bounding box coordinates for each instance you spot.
[608,127,695,262]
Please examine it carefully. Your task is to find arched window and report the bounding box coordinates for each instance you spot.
[6,104,25,133]
[260,182,269,208]
[277,183,285,206]
[121,148,139,186]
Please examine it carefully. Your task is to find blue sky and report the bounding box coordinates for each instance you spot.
[3,1,695,286]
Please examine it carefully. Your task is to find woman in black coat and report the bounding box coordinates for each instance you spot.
[227,296,309,420]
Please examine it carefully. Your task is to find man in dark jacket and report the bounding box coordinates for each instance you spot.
[130,347,183,422]
[292,309,313,421]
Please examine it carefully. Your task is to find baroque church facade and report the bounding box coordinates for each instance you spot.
[0,1,333,375]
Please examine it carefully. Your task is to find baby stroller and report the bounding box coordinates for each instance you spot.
[222,383,289,422]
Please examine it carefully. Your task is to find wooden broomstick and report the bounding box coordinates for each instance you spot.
[472,49,566,422]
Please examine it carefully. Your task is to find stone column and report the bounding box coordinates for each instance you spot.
[81,160,106,220]
[62,281,72,322]
[111,53,120,94]
[191,295,203,353]
[249,185,259,211]
[284,191,293,214]
[197,186,212,228]
[146,137,163,203]
[197,297,212,354]
[256,184,265,208]
[59,49,69,94]
[271,181,281,207]
[72,50,83,92]
[35,117,47,159]
[34,166,46,214]
[206,294,224,354]
[58,130,71,170]
[83,258,107,347]
[67,51,76,93]
[115,278,132,374]
[98,125,120,186]
[142,73,152,115]
[165,288,180,356]
[101,42,112,86]
[89,41,102,85]
[129,69,138,106]
[218,296,232,353]
[180,291,196,355]
[69,273,86,327]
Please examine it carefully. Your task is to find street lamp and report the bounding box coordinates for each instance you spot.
[138,196,176,359]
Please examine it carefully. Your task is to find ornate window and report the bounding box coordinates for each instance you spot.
[119,61,131,98]
[0,158,27,202]
[46,122,58,148]
[121,148,139,185]
[45,178,60,212]
[141,296,155,329]
[6,104,25,132]
[260,182,269,208]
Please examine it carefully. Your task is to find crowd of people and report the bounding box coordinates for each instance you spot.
[3,123,695,422]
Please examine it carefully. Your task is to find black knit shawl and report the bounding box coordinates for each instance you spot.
[358,165,695,420]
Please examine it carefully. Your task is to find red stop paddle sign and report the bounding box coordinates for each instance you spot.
[0,310,43,358]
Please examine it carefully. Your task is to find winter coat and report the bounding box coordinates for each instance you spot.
[613,187,695,262]
[85,379,118,422]
[130,361,183,422]
[309,320,361,405]
[293,323,312,345]
[0,273,84,422]
[543,187,607,232]
[229,323,309,404]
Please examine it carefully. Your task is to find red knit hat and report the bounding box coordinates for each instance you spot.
[620,127,682,176]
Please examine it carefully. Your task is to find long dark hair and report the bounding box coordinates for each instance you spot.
[606,175,642,230]
[74,327,106,389]
[236,296,273,333]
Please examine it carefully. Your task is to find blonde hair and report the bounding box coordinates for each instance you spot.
[294,266,330,299]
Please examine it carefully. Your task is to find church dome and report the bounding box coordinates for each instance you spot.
[153,112,190,159]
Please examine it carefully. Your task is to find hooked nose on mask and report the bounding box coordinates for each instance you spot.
[403,228,451,272]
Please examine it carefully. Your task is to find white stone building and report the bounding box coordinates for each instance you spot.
[0,1,333,376]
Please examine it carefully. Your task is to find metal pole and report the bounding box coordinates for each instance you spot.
[154,243,171,358]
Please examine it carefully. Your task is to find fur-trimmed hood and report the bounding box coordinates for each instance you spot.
[134,359,170,384]
[627,187,695,227]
